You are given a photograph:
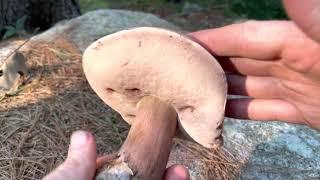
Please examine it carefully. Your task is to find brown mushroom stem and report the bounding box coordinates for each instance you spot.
[96,96,178,180]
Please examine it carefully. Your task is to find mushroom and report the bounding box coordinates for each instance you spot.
[83,27,227,179]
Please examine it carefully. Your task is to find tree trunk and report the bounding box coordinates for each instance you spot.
[0,0,81,36]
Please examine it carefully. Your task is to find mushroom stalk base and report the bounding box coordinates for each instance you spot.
[96,96,178,180]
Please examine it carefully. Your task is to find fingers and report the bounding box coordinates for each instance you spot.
[283,0,320,42]
[96,154,118,169]
[226,98,304,124]
[189,21,296,59]
[227,74,282,99]
[43,131,97,180]
[219,57,278,76]
[163,165,190,180]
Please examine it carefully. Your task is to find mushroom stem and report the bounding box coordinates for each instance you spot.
[96,96,178,180]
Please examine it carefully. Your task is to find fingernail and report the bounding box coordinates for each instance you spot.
[164,165,190,180]
[70,131,90,149]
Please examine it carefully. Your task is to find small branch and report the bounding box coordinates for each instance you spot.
[2,38,31,63]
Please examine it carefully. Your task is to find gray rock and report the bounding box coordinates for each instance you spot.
[32,9,180,52]
[223,118,320,179]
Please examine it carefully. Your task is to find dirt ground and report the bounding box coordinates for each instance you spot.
[0,3,240,179]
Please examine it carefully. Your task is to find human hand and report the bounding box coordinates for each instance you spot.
[43,131,189,180]
[43,131,97,180]
[190,20,320,129]
[283,0,320,42]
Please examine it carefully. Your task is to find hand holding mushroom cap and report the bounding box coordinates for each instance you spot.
[190,19,320,129]
[82,27,227,179]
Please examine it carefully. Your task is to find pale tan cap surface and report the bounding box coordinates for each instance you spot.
[83,27,227,148]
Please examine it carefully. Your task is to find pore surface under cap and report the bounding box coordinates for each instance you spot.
[83,27,227,148]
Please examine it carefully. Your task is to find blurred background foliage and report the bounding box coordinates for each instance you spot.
[79,0,288,20]
[2,0,288,39]
[226,0,287,19]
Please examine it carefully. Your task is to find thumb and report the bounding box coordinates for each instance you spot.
[43,131,97,180]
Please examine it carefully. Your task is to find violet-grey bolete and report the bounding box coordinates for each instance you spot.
[82,27,227,180]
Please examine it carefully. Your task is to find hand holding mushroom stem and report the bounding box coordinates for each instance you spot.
[43,129,190,180]
[83,27,227,179]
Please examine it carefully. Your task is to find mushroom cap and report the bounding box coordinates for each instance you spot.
[83,27,227,148]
